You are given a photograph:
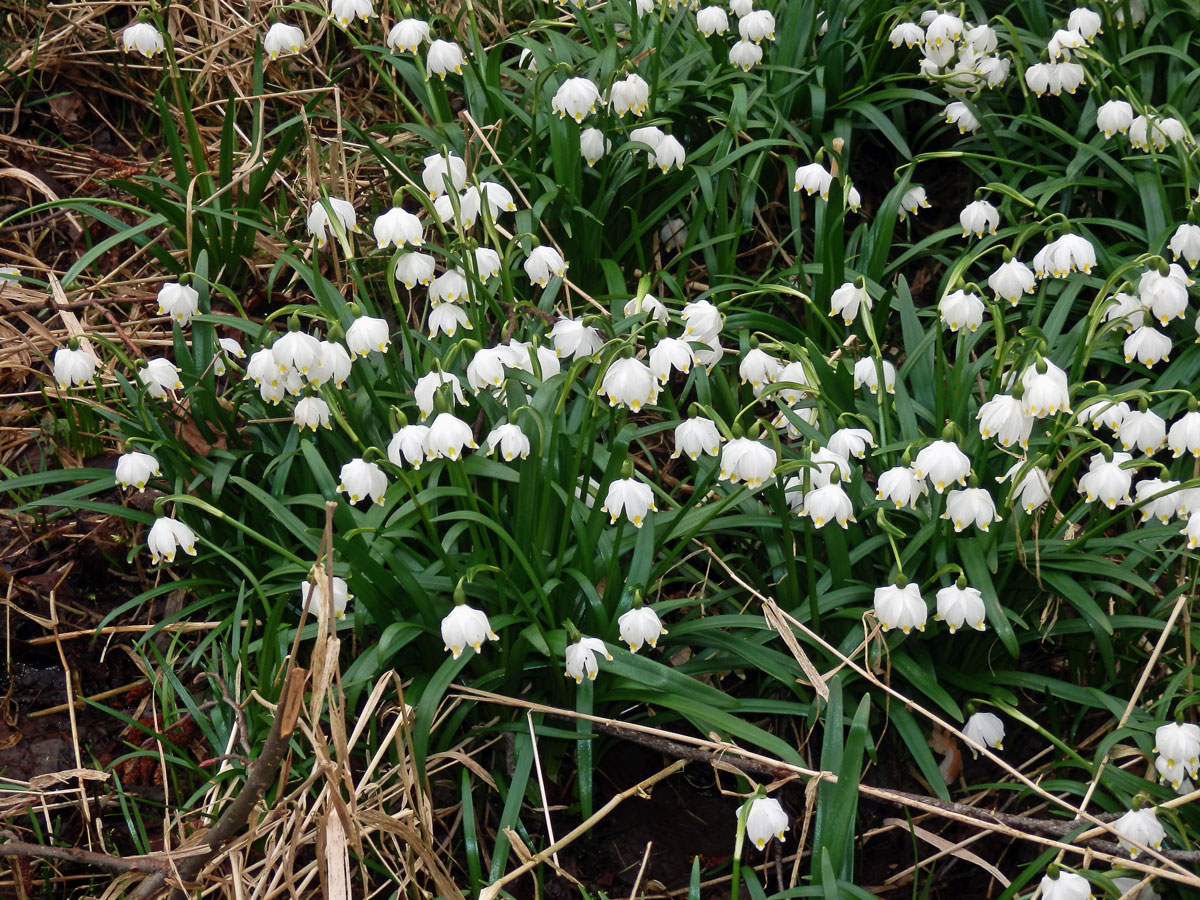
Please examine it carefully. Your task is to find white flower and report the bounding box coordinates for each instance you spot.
[1130,115,1187,152]
[942,487,1001,532]
[139,358,183,399]
[1085,398,1129,431]
[738,348,781,392]
[346,315,390,357]
[394,252,437,288]
[649,337,696,382]
[681,299,723,341]
[602,357,659,411]
[651,134,686,172]
[959,200,998,237]
[213,336,245,376]
[156,281,199,325]
[441,605,499,658]
[565,636,611,682]
[264,22,305,59]
[935,584,986,633]
[524,246,567,286]
[422,153,467,198]
[429,269,468,305]
[876,465,926,509]
[975,54,1011,87]
[1112,808,1165,858]
[1038,870,1091,900]
[696,6,729,35]
[433,187,481,229]
[1104,291,1146,332]
[807,448,851,489]
[939,289,985,333]
[925,12,963,47]
[429,304,471,338]
[0,266,18,286]
[728,39,764,71]
[978,394,1033,448]
[738,9,774,41]
[631,126,665,155]
[307,197,359,247]
[465,347,506,393]
[1139,265,1191,326]
[913,440,971,493]
[1079,451,1134,509]
[889,22,924,47]
[852,357,896,394]
[425,413,477,460]
[1155,722,1200,772]
[1047,27,1085,58]
[1020,360,1071,417]
[426,39,464,78]
[1115,409,1166,453]
[301,575,352,618]
[503,340,560,379]
[827,428,874,460]
[1124,326,1172,366]
[1068,7,1102,39]
[116,451,161,491]
[551,317,604,360]
[619,606,667,651]
[1096,99,1133,138]
[997,461,1052,513]
[386,18,430,52]
[388,424,431,468]
[987,258,1036,305]
[964,711,1005,751]
[1168,411,1200,457]
[1169,223,1200,268]
[873,583,927,633]
[373,208,423,249]
[552,77,601,123]
[673,417,722,459]
[660,218,688,252]
[1134,478,1182,524]
[478,181,516,219]
[147,517,198,564]
[330,0,374,25]
[898,186,930,220]
[53,346,98,389]
[294,396,331,430]
[793,162,833,199]
[729,0,753,15]
[314,341,352,388]
[1032,233,1096,278]
[743,797,789,850]
[485,423,531,461]
[609,74,650,116]
[123,21,165,57]
[720,437,777,488]
[829,280,871,325]
[800,483,855,528]
[337,458,387,504]
[1112,877,1160,900]
[966,23,997,52]
[775,361,813,403]
[580,128,611,165]
[944,101,980,134]
[274,330,322,376]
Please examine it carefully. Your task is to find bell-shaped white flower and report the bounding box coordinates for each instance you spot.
[147,516,197,564]
[1047,27,1085,59]
[673,416,722,460]
[441,604,499,658]
[429,269,468,306]
[935,584,986,633]
[551,317,604,360]
[1033,232,1095,278]
[139,358,183,399]
[1096,99,1133,138]
[943,101,980,134]
[116,451,161,491]
[1155,722,1200,772]
[330,0,375,25]
[386,18,430,52]
[274,330,322,376]
[53,346,99,389]
[552,77,601,123]
[966,23,997,52]
[485,423,531,461]
[602,357,659,411]
[301,575,352,618]
[306,197,359,247]
[429,303,471,338]
[373,208,423,248]
[472,247,501,280]
[213,337,245,377]
[889,22,924,48]
[565,636,611,682]
[619,605,667,651]
[1112,808,1166,858]
[580,128,611,166]
[394,251,437,288]
[1079,451,1134,509]
[264,22,305,59]
[873,582,927,633]
[650,134,686,173]
[964,711,1005,751]
[696,6,729,35]
[524,246,567,286]
[503,340,560,379]
[987,258,1036,305]
[738,9,774,41]
[157,282,199,325]
[852,357,896,394]
[609,74,650,116]
[793,162,833,200]
[898,186,930,220]
[648,337,695,382]
[1020,360,1071,417]
[913,440,971,493]
[742,797,789,850]
[977,394,1033,448]
[1134,478,1182,524]
[1116,408,1166,453]
[426,412,477,460]
[681,299,723,342]
[422,153,467,198]
[337,458,387,504]
[800,483,855,528]
[123,21,165,57]
[975,55,1011,88]
[1156,752,1193,790]
[827,427,874,460]
[1139,265,1191,326]
[466,347,507,393]
[1168,223,1200,268]
[997,461,1052,513]
[925,12,963,46]
[388,424,431,468]
[602,477,656,527]
[806,448,851,489]
[294,396,331,431]
[346,315,390,357]
[939,288,985,333]
[942,487,1001,532]
[1168,410,1200,457]
[959,200,999,238]
[426,39,464,78]
[738,348,781,393]
[728,39,764,71]
[1068,7,1102,39]
[876,465,926,509]
[1124,326,1172,367]
[729,0,753,15]
[720,438,777,488]
[1038,870,1090,900]
[829,280,871,325]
